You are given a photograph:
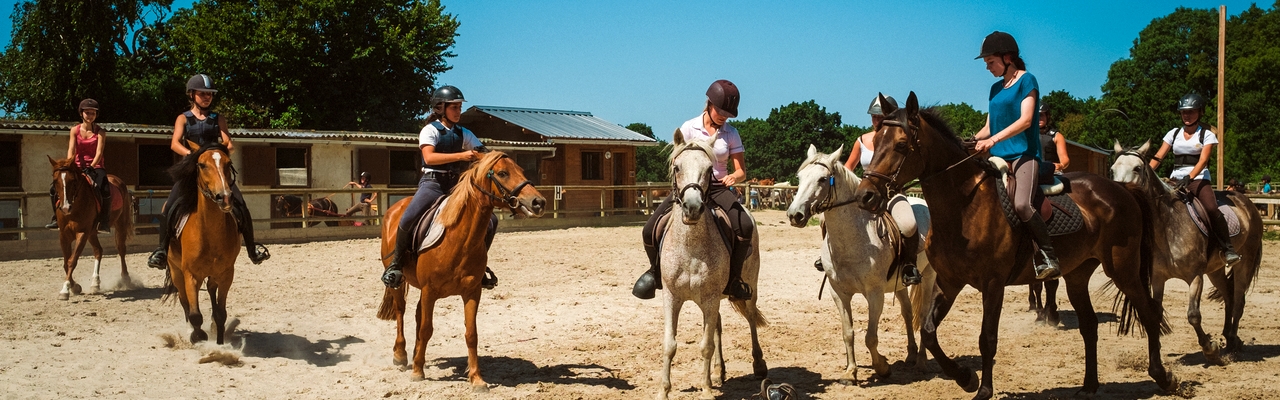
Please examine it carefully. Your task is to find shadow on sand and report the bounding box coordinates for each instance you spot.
[431,355,635,390]
[240,331,365,367]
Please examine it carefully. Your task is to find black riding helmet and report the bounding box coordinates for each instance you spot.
[186,74,218,93]
[976,31,1019,59]
[359,171,370,181]
[430,85,465,110]
[867,95,898,116]
[78,98,99,112]
[1178,93,1206,111]
[706,80,740,118]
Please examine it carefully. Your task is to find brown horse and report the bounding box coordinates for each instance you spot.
[376,151,545,391]
[48,157,135,300]
[162,141,241,344]
[852,93,1175,399]
[275,194,339,227]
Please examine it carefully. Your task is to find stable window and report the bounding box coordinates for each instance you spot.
[516,153,541,185]
[137,144,178,188]
[581,151,602,181]
[389,150,420,187]
[276,147,310,187]
[0,138,19,190]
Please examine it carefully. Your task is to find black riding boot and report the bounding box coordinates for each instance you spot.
[147,206,178,269]
[632,238,662,299]
[46,183,58,229]
[96,187,111,233]
[1025,215,1062,280]
[899,234,922,286]
[723,237,753,300]
[481,216,498,289]
[381,226,414,288]
[232,199,270,264]
[1210,212,1242,265]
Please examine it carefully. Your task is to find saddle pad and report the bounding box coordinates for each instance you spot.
[989,157,1063,195]
[652,204,734,255]
[413,196,450,253]
[995,175,1085,236]
[1186,201,1243,238]
[174,213,190,238]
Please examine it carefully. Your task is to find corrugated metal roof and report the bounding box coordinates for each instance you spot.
[469,106,656,142]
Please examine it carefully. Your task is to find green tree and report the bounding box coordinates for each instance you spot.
[626,122,669,182]
[737,100,849,184]
[156,0,459,130]
[0,0,175,122]
[931,102,987,138]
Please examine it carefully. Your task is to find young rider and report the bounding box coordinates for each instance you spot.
[1039,104,1070,174]
[50,99,112,232]
[842,95,921,286]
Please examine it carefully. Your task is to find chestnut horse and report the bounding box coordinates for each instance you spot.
[48,157,135,300]
[1112,140,1264,363]
[376,151,545,391]
[853,93,1175,399]
[275,194,339,227]
[161,142,241,344]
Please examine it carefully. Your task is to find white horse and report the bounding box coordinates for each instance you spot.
[785,144,934,384]
[656,131,768,400]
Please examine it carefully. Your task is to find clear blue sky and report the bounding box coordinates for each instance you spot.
[0,0,1264,133]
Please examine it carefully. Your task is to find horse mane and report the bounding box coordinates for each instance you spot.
[166,142,230,217]
[439,151,507,227]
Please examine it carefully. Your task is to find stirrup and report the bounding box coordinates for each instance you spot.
[724,280,752,300]
[45,221,58,229]
[381,266,404,288]
[481,267,498,289]
[147,249,167,270]
[248,243,271,264]
[1224,249,1241,265]
[901,263,922,286]
[1033,256,1061,280]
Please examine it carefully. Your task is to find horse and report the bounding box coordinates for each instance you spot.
[785,144,935,384]
[375,151,545,391]
[48,157,135,300]
[852,93,1175,399]
[161,141,241,344]
[1111,140,1264,363]
[655,131,768,400]
[1026,279,1060,325]
[275,194,339,227]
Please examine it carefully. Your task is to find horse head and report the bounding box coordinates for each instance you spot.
[470,152,546,217]
[48,156,87,215]
[787,144,847,227]
[176,140,235,213]
[670,128,716,224]
[855,92,928,214]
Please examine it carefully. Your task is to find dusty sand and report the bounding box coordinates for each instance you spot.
[2,210,1279,399]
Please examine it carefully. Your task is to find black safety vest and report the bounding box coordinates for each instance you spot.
[426,121,470,174]
[182,111,222,147]
[1039,130,1059,163]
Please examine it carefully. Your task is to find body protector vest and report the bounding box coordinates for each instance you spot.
[183,111,222,147]
[427,121,471,175]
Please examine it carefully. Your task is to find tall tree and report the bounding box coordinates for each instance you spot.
[157,0,459,131]
[626,122,669,182]
[931,102,987,139]
[737,100,849,184]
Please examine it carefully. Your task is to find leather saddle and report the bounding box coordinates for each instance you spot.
[988,157,1084,236]
[1180,190,1243,238]
[411,195,452,253]
[651,204,735,257]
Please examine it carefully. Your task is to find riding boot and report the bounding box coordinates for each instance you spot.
[1209,212,1242,265]
[147,206,177,269]
[898,234,922,286]
[232,199,270,264]
[723,237,753,300]
[481,216,498,289]
[96,187,111,233]
[632,238,663,299]
[381,226,414,288]
[45,184,58,229]
[1025,215,1062,280]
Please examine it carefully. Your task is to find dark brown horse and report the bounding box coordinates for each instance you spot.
[852,93,1175,399]
[48,157,135,300]
[275,194,339,227]
[162,142,241,344]
[376,151,545,391]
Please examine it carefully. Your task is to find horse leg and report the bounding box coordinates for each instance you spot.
[971,282,1006,400]
[745,298,767,379]
[1043,279,1061,326]
[410,292,437,381]
[895,288,920,367]
[207,280,229,345]
[462,290,488,392]
[87,234,103,294]
[1186,275,1222,364]
[833,291,859,385]
[696,299,720,400]
[58,232,75,300]
[1205,268,1243,353]
[1064,270,1100,395]
[658,294,683,400]
[393,286,409,367]
[115,225,132,290]
[866,291,891,379]
[711,312,725,386]
[182,274,207,343]
[923,286,977,393]
[1028,282,1043,312]
[64,232,89,298]
[1118,269,1178,392]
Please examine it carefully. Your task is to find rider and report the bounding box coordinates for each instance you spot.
[633,79,754,300]
[343,172,377,218]
[1146,93,1241,265]
[49,99,111,232]
[971,31,1060,280]
[380,85,500,289]
[1039,104,1070,174]
[147,74,271,269]
[842,95,922,286]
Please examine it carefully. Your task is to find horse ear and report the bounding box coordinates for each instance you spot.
[905,91,919,117]
[878,92,896,115]
[807,144,818,160]
[48,155,56,166]
[183,139,198,152]
[1137,140,1151,156]
[672,128,684,146]
[1113,140,1124,154]
[830,144,845,165]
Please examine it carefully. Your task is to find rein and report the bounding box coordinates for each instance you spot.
[867,117,985,192]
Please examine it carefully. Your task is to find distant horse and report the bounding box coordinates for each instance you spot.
[655,131,768,400]
[48,157,135,300]
[376,151,545,391]
[853,93,1175,398]
[162,141,241,344]
[1112,140,1264,363]
[786,144,934,384]
[275,194,339,227]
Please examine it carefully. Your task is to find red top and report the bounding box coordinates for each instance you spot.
[73,125,104,169]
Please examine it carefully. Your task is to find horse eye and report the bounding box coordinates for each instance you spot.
[895,141,908,151]
[497,171,509,179]
[673,166,680,174]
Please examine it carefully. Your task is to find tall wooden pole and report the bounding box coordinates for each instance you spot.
[1217,5,1226,190]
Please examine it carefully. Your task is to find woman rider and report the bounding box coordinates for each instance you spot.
[147,74,271,268]
[1039,104,1070,174]
[842,95,921,286]
[633,79,754,300]
[1146,93,1241,264]
[47,99,112,232]
[380,85,500,289]
[971,31,1060,280]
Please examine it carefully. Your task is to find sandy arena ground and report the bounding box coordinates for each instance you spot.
[2,210,1279,399]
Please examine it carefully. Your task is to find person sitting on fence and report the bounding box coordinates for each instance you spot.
[343,172,377,219]
[1262,175,1272,194]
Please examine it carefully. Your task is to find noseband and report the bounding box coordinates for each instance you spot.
[473,156,535,211]
[861,117,917,195]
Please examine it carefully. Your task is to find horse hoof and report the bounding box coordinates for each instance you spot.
[753,359,768,378]
[70,283,82,295]
[57,292,69,301]
[971,386,993,400]
[1072,388,1096,399]
[88,285,101,295]
[393,355,408,367]
[410,373,425,382]
[874,368,892,380]
[961,370,980,393]
[838,378,857,386]
[471,384,489,393]
[190,330,208,343]
[1159,371,1180,393]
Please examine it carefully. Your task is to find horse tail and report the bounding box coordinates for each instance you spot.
[910,268,937,331]
[1112,185,1170,336]
[115,180,135,241]
[159,269,177,304]
[731,299,769,328]
[376,284,406,320]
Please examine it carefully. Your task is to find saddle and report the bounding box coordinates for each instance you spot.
[1181,191,1243,238]
[651,204,735,257]
[989,157,1084,236]
[59,174,123,213]
[411,196,452,253]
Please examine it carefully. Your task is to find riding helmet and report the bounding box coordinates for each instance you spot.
[359,171,370,181]
[430,85,466,109]
[1178,93,1206,111]
[867,95,898,116]
[706,80,740,118]
[186,74,218,93]
[975,31,1019,59]
[78,98,99,112]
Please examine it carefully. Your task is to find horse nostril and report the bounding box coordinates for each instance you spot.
[214,194,225,203]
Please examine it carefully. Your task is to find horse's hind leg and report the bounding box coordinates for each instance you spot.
[1186,275,1223,364]
[1041,278,1061,326]
[393,287,409,367]
[1205,268,1241,353]
[410,292,437,381]
[865,291,891,379]
[462,290,488,392]
[1028,282,1043,312]
[87,234,103,294]
[115,229,132,290]
[745,299,767,379]
[1064,269,1100,395]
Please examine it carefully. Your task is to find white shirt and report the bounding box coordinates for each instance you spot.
[1162,126,1218,181]
[678,114,745,180]
[418,122,483,173]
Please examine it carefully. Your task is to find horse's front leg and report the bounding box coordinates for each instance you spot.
[833,291,859,385]
[924,286,975,392]
[697,298,721,400]
[866,290,890,379]
[59,232,88,300]
[87,233,103,294]
[711,313,725,386]
[410,290,437,381]
[181,272,207,343]
[463,289,488,392]
[972,282,1005,400]
[895,288,920,367]
[658,294,683,400]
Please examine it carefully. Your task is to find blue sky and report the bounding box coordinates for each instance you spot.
[0,0,1265,133]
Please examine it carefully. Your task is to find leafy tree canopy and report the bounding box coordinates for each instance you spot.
[626,122,670,183]
[931,102,987,139]
[736,100,858,184]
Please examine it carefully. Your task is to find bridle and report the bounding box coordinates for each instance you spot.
[472,155,535,211]
[54,166,87,211]
[806,162,858,214]
[862,112,983,196]
[670,144,714,207]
